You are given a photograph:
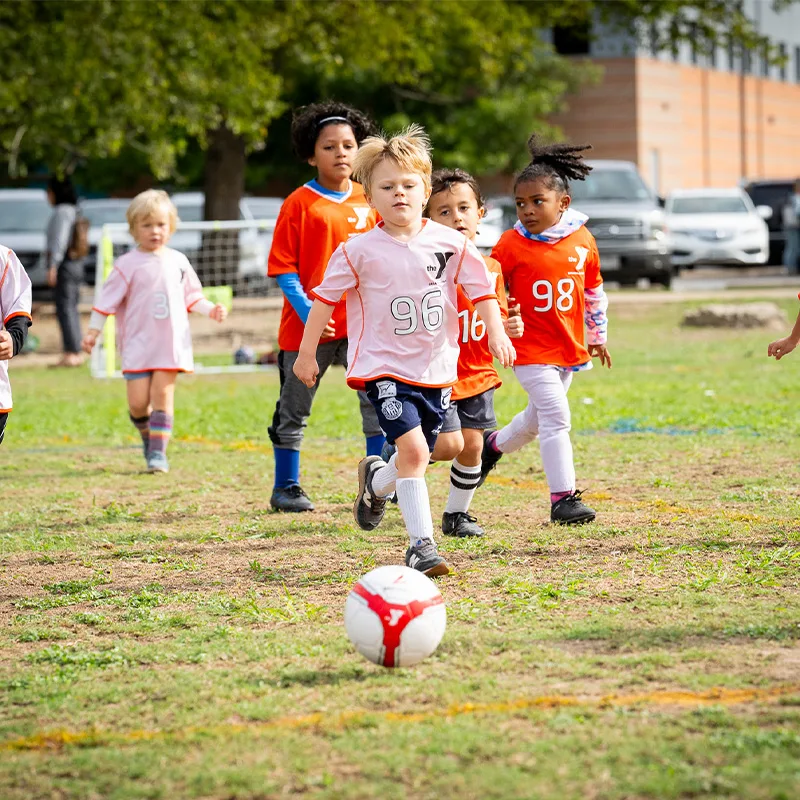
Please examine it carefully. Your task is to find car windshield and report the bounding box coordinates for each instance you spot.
[0,198,52,232]
[569,169,653,202]
[81,204,128,226]
[670,196,748,214]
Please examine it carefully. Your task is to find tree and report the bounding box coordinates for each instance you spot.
[2,0,792,226]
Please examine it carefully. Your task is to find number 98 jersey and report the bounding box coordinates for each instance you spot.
[491,226,602,368]
[311,220,497,391]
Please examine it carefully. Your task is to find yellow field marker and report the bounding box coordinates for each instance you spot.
[3,685,798,753]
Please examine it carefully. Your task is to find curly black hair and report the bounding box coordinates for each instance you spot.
[290,101,377,161]
[514,135,593,194]
[427,168,485,212]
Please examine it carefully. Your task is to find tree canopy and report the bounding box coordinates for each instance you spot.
[1,0,793,211]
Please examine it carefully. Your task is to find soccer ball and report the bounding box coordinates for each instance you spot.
[344,565,447,668]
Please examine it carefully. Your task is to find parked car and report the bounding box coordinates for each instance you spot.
[569,161,672,287]
[0,188,51,288]
[742,179,798,265]
[79,198,132,284]
[666,188,770,269]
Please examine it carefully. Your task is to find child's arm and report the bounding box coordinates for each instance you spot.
[82,265,130,353]
[768,308,800,360]
[474,298,515,367]
[293,300,335,387]
[585,285,612,368]
[183,260,227,323]
[276,274,335,338]
[0,249,33,360]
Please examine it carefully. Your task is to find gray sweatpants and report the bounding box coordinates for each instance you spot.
[268,339,383,451]
[55,259,84,354]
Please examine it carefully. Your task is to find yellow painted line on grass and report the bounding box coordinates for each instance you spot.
[3,684,798,753]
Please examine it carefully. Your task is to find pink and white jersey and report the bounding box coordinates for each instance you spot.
[310,220,497,390]
[0,246,33,411]
[90,247,214,374]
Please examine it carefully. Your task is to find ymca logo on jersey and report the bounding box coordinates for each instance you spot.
[350,207,371,230]
[569,246,590,274]
[381,398,403,421]
[425,251,455,280]
[376,380,397,400]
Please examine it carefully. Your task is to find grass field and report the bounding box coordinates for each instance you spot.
[2,297,800,799]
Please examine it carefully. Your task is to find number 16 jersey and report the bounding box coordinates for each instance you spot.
[491,226,602,368]
[311,219,497,391]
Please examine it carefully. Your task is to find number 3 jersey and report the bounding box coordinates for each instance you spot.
[90,247,214,374]
[310,219,497,390]
[491,223,606,368]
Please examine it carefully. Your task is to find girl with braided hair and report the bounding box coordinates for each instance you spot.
[479,135,612,524]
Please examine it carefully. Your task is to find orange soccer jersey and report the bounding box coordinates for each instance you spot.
[452,256,509,401]
[491,226,602,367]
[267,182,377,351]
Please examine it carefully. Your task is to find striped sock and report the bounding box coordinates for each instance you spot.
[129,413,150,452]
[445,459,482,514]
[149,410,173,456]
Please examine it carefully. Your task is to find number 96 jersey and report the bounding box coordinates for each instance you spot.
[491,226,602,368]
[91,247,208,375]
[311,220,497,391]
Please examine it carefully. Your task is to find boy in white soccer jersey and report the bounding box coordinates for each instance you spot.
[293,126,515,576]
[0,245,33,444]
[83,190,227,473]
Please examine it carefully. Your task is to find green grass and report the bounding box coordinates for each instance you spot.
[1,297,800,798]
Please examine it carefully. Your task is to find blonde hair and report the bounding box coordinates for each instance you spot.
[353,124,432,197]
[126,190,179,237]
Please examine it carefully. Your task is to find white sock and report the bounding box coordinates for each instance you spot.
[371,453,399,497]
[395,477,434,547]
[444,459,481,514]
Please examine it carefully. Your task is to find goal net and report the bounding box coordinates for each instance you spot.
[90,219,280,378]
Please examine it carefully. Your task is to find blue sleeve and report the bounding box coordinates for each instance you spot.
[275,273,313,324]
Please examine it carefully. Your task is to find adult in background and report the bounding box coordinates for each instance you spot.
[46,175,85,367]
[782,180,800,275]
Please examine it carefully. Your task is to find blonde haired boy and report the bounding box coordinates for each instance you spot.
[294,126,515,576]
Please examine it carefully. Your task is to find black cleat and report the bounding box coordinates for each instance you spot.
[405,540,450,577]
[550,490,596,525]
[442,511,485,538]
[354,456,388,531]
[476,430,503,488]
[271,484,314,513]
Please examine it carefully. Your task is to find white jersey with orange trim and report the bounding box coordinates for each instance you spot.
[89,247,214,375]
[310,219,497,390]
[0,246,33,411]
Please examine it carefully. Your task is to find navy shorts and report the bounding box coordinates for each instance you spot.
[365,379,451,452]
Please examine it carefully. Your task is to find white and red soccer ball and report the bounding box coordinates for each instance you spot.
[344,565,447,668]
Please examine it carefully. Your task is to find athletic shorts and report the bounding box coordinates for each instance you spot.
[440,387,497,434]
[364,378,451,452]
[123,371,154,381]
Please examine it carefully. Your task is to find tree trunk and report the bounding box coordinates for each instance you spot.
[196,123,246,287]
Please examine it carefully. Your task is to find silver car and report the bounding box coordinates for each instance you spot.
[0,188,51,287]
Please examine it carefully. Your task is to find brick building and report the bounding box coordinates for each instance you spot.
[552,0,800,194]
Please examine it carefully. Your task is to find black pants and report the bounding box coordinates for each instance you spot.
[55,259,84,354]
[0,413,7,445]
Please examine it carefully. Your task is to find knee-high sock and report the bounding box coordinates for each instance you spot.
[129,413,150,451]
[371,453,399,497]
[395,477,434,547]
[149,410,173,456]
[274,447,300,489]
[445,459,481,514]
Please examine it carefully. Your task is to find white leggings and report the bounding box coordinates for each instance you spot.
[495,364,575,494]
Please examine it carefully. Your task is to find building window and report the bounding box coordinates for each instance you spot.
[553,22,590,56]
